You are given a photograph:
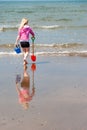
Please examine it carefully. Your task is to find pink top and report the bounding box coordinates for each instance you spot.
[18,25,35,41]
[19,89,32,103]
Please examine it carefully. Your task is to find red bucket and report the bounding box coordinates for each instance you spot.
[31,63,36,71]
[31,55,36,62]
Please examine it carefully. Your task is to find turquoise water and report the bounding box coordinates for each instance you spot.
[0,1,87,56]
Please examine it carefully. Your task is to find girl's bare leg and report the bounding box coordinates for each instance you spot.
[22,48,30,65]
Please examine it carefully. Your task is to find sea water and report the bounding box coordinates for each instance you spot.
[0,1,87,57]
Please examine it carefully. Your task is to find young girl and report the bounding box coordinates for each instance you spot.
[15,18,35,65]
[16,65,35,110]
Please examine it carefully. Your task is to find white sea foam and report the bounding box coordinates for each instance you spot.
[38,25,60,29]
[0,50,87,57]
[0,51,22,56]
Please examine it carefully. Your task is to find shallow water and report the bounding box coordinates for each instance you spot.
[0,1,87,58]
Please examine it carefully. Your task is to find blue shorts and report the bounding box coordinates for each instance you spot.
[20,41,30,48]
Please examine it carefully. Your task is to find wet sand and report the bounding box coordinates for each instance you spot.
[0,55,87,130]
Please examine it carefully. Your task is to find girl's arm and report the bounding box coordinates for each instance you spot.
[16,83,20,94]
[29,28,35,37]
[15,35,20,46]
[15,29,21,46]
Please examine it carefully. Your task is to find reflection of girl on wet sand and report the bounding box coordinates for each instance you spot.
[16,65,35,110]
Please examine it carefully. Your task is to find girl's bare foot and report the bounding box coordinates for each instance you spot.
[23,60,28,65]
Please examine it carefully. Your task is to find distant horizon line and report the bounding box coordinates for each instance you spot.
[0,0,87,1]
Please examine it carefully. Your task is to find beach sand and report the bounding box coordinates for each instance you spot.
[0,55,87,130]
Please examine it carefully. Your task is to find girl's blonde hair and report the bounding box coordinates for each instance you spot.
[19,18,28,29]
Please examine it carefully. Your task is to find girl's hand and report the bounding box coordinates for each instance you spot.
[31,37,35,42]
[14,42,18,47]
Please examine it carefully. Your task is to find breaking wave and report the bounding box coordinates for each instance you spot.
[0,43,87,57]
[1,24,87,32]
